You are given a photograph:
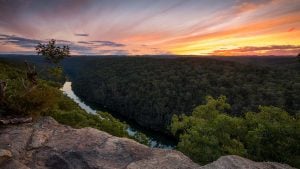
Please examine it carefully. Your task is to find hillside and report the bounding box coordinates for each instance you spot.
[0,59,144,141]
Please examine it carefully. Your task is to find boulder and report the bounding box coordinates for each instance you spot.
[0,117,199,169]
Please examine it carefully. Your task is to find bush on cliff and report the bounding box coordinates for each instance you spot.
[171,96,299,168]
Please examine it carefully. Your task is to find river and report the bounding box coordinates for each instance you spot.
[61,81,176,149]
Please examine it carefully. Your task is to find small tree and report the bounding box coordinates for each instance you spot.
[36,39,70,65]
[297,53,300,63]
[36,39,70,79]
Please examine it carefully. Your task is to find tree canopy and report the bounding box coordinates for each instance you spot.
[171,96,246,164]
[171,96,299,167]
[63,57,300,132]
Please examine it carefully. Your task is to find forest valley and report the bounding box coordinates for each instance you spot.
[0,54,299,168]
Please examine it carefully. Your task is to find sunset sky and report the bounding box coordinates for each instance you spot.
[0,0,299,56]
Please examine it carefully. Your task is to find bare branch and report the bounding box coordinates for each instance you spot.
[0,80,7,103]
[24,61,38,87]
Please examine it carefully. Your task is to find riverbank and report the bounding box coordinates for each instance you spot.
[60,81,176,149]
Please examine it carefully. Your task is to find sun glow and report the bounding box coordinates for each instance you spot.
[0,0,299,56]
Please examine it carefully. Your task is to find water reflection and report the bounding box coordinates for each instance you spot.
[60,82,96,114]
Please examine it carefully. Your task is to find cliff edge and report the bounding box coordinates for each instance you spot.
[0,117,295,169]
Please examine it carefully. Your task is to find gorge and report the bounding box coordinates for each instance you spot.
[60,81,176,149]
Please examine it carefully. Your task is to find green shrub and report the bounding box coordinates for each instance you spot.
[171,96,246,164]
[244,106,300,167]
[171,96,299,168]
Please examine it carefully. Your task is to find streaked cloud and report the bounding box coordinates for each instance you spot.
[0,0,299,56]
[0,34,129,55]
[74,33,89,37]
[90,41,126,47]
[211,45,300,56]
[0,34,42,48]
[77,40,125,47]
[78,41,94,45]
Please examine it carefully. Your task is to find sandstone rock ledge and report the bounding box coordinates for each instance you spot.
[0,117,295,169]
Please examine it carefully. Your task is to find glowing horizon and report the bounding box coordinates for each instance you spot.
[0,0,299,56]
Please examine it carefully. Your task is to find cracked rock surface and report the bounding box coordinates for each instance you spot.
[0,117,295,169]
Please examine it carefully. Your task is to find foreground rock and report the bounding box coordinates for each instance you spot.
[0,117,295,169]
[201,155,294,169]
[0,117,32,125]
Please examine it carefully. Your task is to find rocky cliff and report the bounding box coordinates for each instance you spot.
[0,117,295,169]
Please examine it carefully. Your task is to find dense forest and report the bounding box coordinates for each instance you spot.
[62,56,299,167]
[63,57,300,133]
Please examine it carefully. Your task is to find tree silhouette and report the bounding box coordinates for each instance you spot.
[36,39,70,65]
[36,39,70,79]
[297,53,300,63]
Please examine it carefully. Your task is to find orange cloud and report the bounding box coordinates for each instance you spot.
[174,12,299,44]
[288,28,295,32]
[166,11,300,55]
[234,0,272,13]
[211,45,300,56]
[1,0,299,56]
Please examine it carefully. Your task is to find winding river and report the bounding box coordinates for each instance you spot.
[61,81,176,149]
